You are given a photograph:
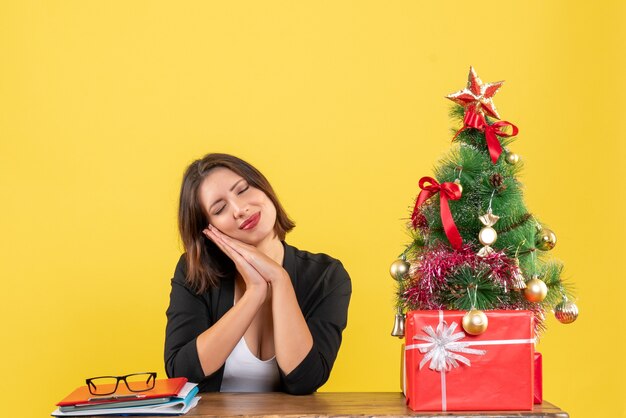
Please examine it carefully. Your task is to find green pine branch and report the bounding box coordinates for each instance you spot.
[442,265,513,310]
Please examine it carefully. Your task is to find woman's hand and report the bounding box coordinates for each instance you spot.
[204,225,289,285]
[203,226,268,293]
[206,225,313,376]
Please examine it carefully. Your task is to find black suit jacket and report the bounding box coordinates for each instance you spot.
[164,242,351,394]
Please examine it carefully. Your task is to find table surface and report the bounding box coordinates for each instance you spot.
[178,392,569,418]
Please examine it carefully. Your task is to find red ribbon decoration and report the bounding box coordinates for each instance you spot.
[452,108,519,164]
[451,107,485,141]
[463,106,485,130]
[411,177,463,250]
[483,121,519,164]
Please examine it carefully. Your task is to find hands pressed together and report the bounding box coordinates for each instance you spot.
[202,224,288,293]
[199,224,313,377]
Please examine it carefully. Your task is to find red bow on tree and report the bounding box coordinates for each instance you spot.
[453,108,519,164]
[411,177,463,250]
[447,67,519,164]
[483,120,519,164]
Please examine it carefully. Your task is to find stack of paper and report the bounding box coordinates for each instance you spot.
[51,378,200,416]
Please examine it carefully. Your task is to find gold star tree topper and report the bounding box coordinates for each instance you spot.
[446,67,504,120]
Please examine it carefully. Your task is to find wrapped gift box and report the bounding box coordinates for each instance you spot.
[405,310,535,411]
[534,352,543,404]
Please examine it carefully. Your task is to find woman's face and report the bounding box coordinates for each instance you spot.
[198,167,277,246]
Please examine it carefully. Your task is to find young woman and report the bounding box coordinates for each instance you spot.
[164,153,351,394]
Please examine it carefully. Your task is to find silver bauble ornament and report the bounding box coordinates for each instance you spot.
[554,299,579,324]
[390,259,410,280]
[536,228,557,251]
[524,276,548,302]
[462,309,489,335]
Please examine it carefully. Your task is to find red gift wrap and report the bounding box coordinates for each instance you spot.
[534,352,543,404]
[405,310,535,411]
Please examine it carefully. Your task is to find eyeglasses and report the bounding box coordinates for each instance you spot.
[86,372,157,396]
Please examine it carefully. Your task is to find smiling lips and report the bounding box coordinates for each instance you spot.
[240,212,261,230]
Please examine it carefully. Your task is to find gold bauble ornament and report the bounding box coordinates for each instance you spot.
[390,259,410,280]
[462,309,489,335]
[524,276,548,302]
[454,178,463,194]
[554,299,579,324]
[505,153,520,165]
[536,228,557,251]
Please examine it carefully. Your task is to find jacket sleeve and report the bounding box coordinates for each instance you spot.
[280,261,352,395]
[164,255,211,385]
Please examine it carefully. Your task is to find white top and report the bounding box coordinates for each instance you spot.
[220,337,281,392]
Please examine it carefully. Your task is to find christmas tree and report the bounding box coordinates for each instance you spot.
[391,67,578,337]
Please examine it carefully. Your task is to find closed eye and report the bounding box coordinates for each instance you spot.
[212,183,248,215]
[213,204,226,215]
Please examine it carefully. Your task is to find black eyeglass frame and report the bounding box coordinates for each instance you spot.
[86,372,157,396]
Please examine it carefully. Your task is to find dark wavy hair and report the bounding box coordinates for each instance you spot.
[178,153,295,294]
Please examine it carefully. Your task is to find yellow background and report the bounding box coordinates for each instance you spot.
[1,1,624,417]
